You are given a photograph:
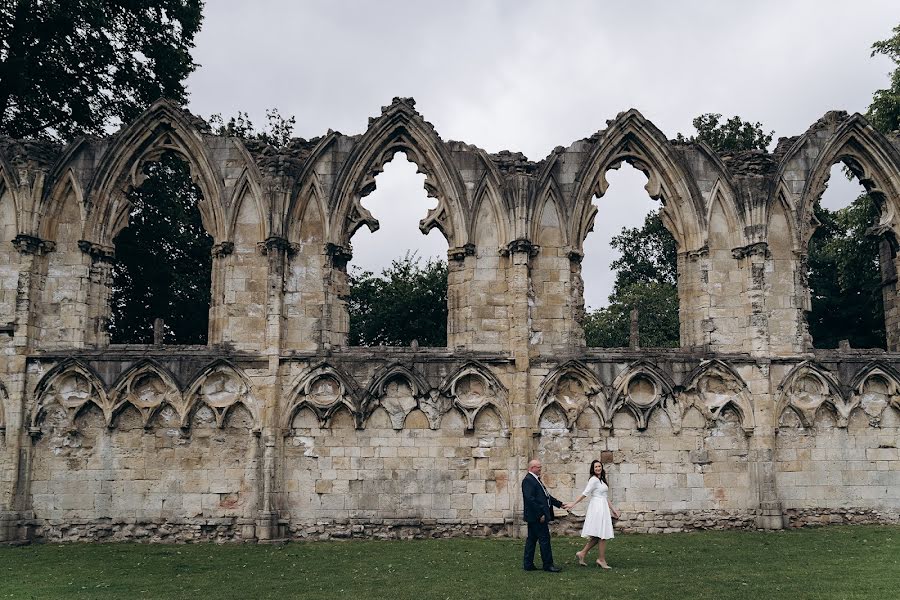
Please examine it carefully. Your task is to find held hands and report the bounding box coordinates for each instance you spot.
[562,502,573,510]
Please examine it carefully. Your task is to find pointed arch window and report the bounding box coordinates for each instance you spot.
[807,165,887,349]
[581,164,680,348]
[108,151,213,344]
[346,151,449,347]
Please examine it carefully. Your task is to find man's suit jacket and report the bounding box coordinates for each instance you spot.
[522,473,563,524]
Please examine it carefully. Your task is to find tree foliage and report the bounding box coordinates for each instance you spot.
[676,113,773,151]
[807,195,885,349]
[584,211,680,348]
[868,24,900,134]
[349,253,448,347]
[109,152,212,344]
[208,108,296,147]
[0,0,203,141]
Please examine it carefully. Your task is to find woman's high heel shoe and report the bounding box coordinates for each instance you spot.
[596,561,611,569]
[575,551,587,566]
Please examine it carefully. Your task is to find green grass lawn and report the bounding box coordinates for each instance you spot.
[1,526,898,599]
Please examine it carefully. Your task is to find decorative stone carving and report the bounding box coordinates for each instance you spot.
[31,361,108,432]
[776,362,854,428]
[849,363,900,426]
[681,360,754,434]
[611,361,680,432]
[440,362,509,433]
[111,363,181,428]
[283,363,359,429]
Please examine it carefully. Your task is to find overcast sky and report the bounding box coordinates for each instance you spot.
[186,0,898,309]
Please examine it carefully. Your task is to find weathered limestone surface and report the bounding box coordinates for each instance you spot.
[0,99,899,543]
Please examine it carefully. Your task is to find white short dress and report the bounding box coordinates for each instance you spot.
[580,475,614,540]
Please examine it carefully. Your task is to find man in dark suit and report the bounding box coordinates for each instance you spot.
[521,458,564,572]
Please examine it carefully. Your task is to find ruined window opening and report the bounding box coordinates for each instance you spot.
[347,151,449,347]
[581,163,680,348]
[108,151,213,344]
[807,164,886,350]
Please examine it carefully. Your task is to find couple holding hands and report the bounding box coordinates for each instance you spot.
[522,458,620,573]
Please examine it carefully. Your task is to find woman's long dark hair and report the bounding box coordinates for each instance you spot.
[588,459,607,484]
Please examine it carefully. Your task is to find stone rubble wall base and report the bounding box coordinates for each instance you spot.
[783,508,900,528]
[33,518,250,544]
[11,509,898,544]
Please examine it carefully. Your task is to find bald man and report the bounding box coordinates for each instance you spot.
[521,459,564,572]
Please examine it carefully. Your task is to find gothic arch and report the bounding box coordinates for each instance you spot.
[38,167,85,243]
[282,362,361,429]
[109,359,183,428]
[769,183,802,252]
[610,360,679,432]
[31,359,109,430]
[226,166,267,244]
[571,109,706,254]
[184,359,259,430]
[84,99,227,249]
[531,179,570,249]
[706,180,746,245]
[438,361,509,432]
[848,361,900,424]
[0,153,21,230]
[363,363,430,429]
[790,113,900,249]
[286,132,338,240]
[535,360,605,429]
[328,98,469,250]
[469,170,510,251]
[775,361,852,428]
[287,171,329,244]
[681,360,754,434]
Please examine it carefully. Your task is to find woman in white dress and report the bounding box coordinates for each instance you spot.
[566,459,620,569]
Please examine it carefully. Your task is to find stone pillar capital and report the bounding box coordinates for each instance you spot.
[211,241,235,258]
[13,234,54,255]
[77,240,114,262]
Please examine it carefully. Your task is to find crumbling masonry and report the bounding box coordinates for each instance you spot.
[0,98,898,542]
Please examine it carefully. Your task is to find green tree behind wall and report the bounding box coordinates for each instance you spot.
[108,152,213,344]
[0,0,203,141]
[349,253,448,347]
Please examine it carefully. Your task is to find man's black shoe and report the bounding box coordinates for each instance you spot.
[523,565,537,571]
[543,565,562,573]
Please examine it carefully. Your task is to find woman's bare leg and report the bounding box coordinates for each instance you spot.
[576,537,599,564]
[596,539,610,568]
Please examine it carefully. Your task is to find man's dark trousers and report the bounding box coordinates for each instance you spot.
[523,520,553,570]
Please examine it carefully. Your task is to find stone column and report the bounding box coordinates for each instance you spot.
[447,243,475,350]
[878,237,900,351]
[567,250,586,349]
[322,243,352,349]
[752,360,784,530]
[77,241,115,346]
[733,242,771,356]
[253,236,297,542]
[504,239,539,536]
[678,247,709,350]
[1,235,54,541]
[208,241,234,345]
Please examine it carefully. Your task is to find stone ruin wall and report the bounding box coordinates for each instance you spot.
[0,98,899,543]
